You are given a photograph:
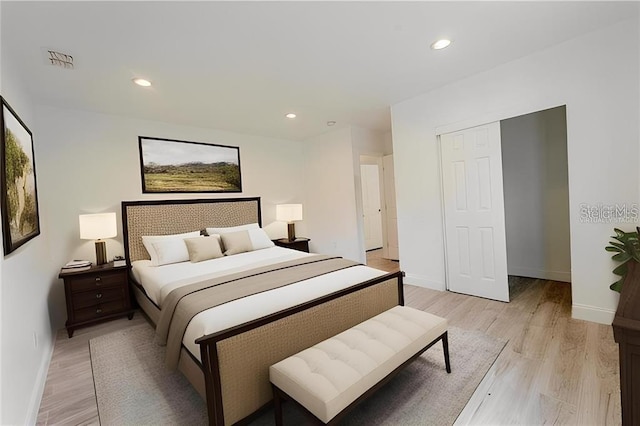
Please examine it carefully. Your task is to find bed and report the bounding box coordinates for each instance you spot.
[121,197,404,425]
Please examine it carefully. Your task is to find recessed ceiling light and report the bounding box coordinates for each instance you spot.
[132,78,152,87]
[285,113,297,119]
[327,121,336,126]
[431,39,452,50]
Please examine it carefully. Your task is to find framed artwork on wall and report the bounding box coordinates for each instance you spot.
[138,136,242,193]
[0,97,40,255]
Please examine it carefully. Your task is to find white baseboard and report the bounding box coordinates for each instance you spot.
[508,266,571,283]
[572,303,615,325]
[403,273,445,291]
[26,330,56,425]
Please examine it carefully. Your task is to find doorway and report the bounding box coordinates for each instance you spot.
[360,162,384,251]
[359,155,400,261]
[440,106,570,301]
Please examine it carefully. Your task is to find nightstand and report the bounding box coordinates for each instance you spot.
[59,262,134,337]
[273,237,310,253]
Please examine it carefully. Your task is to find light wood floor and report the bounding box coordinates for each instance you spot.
[365,248,400,273]
[37,268,620,425]
[409,277,621,425]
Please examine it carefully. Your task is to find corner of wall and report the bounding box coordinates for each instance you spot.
[403,273,446,291]
[572,303,615,325]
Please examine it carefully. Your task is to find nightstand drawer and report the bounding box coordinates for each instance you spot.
[60,262,134,337]
[68,271,125,293]
[74,300,127,322]
[72,287,125,309]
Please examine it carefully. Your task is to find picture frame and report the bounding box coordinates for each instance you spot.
[138,136,242,193]
[0,97,40,255]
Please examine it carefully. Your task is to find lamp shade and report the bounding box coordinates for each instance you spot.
[276,204,303,223]
[79,212,117,240]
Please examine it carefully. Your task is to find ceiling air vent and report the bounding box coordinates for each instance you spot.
[45,49,74,69]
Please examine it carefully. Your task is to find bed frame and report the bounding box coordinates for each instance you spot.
[121,197,404,425]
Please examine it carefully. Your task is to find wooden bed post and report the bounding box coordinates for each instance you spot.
[200,342,225,426]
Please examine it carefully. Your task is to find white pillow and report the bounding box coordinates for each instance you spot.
[206,223,259,236]
[142,231,200,266]
[151,239,190,266]
[248,228,275,250]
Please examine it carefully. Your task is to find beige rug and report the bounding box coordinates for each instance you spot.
[90,322,505,425]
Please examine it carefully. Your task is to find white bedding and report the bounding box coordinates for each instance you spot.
[131,247,387,360]
[131,246,309,306]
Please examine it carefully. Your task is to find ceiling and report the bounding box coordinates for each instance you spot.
[1,1,637,141]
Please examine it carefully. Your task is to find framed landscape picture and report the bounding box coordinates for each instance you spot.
[0,97,40,255]
[138,136,242,193]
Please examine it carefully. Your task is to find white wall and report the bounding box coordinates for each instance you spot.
[303,128,362,262]
[391,18,639,324]
[501,106,571,282]
[382,131,394,156]
[1,46,55,425]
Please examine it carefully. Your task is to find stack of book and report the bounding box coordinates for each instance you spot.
[62,260,92,271]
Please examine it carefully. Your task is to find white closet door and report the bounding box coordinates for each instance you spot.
[440,122,509,302]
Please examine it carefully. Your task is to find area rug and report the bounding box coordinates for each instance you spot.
[90,322,505,425]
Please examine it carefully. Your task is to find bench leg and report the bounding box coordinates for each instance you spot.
[273,385,284,426]
[442,331,451,373]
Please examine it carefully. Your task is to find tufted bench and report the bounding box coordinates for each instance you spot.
[269,305,450,425]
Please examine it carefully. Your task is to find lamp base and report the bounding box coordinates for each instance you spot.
[287,223,296,242]
[95,240,107,265]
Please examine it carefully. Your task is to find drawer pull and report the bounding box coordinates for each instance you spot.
[96,293,103,299]
[96,308,102,314]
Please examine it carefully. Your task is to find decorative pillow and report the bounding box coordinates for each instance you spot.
[206,223,259,236]
[184,236,224,263]
[208,233,223,247]
[220,231,253,256]
[219,228,275,255]
[142,231,200,266]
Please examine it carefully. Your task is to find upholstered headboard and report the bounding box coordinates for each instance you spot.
[122,197,261,262]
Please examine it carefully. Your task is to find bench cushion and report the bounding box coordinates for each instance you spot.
[269,305,448,423]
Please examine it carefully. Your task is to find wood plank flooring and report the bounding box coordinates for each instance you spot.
[36,269,620,425]
[365,248,400,273]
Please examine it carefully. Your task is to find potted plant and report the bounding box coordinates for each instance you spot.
[605,227,640,292]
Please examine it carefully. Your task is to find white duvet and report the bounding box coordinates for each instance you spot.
[131,247,387,359]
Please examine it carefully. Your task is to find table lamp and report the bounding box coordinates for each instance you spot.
[79,212,117,265]
[276,204,303,242]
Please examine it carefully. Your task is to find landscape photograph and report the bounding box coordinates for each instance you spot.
[138,136,242,193]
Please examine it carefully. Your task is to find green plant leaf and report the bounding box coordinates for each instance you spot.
[613,252,632,262]
[610,279,623,293]
[607,242,626,251]
[613,262,629,276]
[606,227,638,293]
[614,228,626,238]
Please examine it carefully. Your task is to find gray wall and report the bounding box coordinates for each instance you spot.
[501,106,571,281]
